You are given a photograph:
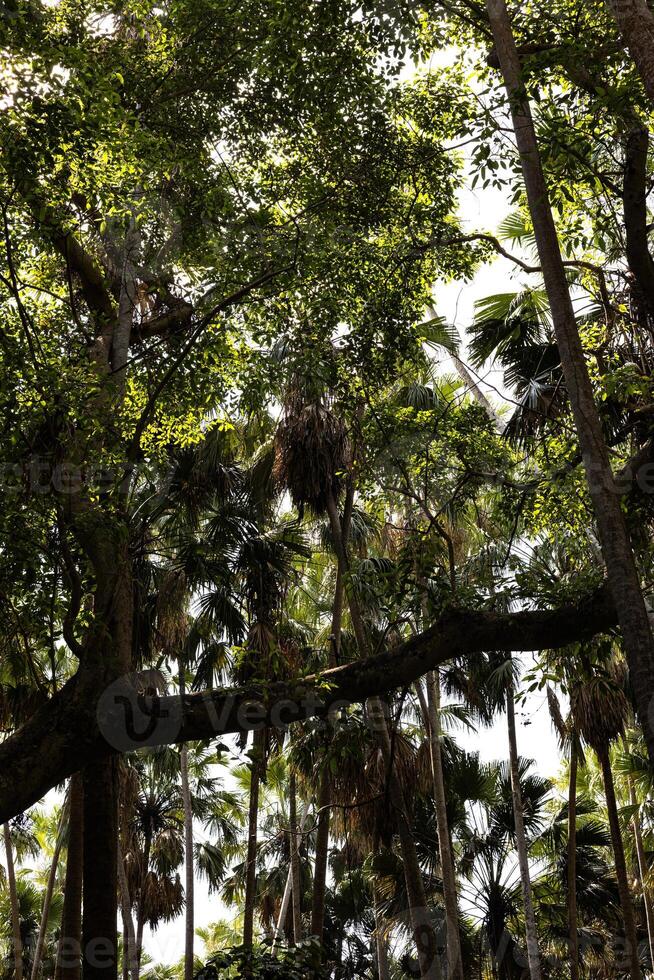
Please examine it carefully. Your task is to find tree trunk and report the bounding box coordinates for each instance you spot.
[629,778,654,970]
[505,678,542,980]
[82,758,118,980]
[289,771,302,944]
[274,800,309,947]
[116,838,138,980]
[373,885,391,980]
[567,737,579,980]
[56,773,84,980]
[243,728,265,950]
[135,830,152,971]
[4,822,23,980]
[372,699,442,980]
[599,748,641,978]
[326,491,442,979]
[309,771,331,942]
[606,0,654,104]
[487,0,654,769]
[423,672,464,980]
[309,481,353,944]
[179,660,194,980]
[31,814,65,980]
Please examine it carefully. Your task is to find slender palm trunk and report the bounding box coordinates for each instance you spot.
[56,773,84,980]
[326,492,442,979]
[116,838,138,980]
[423,672,464,980]
[274,800,309,947]
[289,771,302,944]
[180,745,194,980]
[135,830,152,970]
[309,771,331,942]
[486,0,654,768]
[31,815,65,980]
[505,678,542,980]
[243,728,265,949]
[82,758,118,980]
[598,748,641,978]
[567,738,579,980]
[310,482,353,943]
[373,884,391,980]
[4,822,23,980]
[629,778,654,969]
[179,662,194,980]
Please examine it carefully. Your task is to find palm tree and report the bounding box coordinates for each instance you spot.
[30,805,65,980]
[3,822,23,980]
[572,661,641,978]
[275,390,444,979]
[546,684,583,980]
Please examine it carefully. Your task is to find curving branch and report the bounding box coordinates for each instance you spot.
[0,584,616,823]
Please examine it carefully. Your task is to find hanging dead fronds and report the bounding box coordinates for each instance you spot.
[273,393,349,516]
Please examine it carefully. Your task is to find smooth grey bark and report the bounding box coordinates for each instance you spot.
[310,480,353,943]
[415,673,464,980]
[179,662,194,980]
[486,0,654,768]
[4,821,23,980]
[629,777,654,970]
[31,814,65,980]
[116,838,138,980]
[373,884,392,980]
[243,727,265,949]
[567,738,579,980]
[289,771,302,944]
[505,677,542,980]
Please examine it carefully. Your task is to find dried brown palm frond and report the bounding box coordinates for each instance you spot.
[156,568,189,658]
[331,729,418,847]
[141,870,184,927]
[273,392,349,516]
[546,685,568,748]
[572,661,630,755]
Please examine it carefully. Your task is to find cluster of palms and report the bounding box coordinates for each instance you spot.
[3,312,654,980]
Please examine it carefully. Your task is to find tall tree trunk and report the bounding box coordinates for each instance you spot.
[4,822,23,980]
[178,665,194,980]
[598,748,641,978]
[116,839,138,980]
[82,758,118,980]
[289,771,302,944]
[135,830,152,971]
[31,815,65,980]
[423,672,464,980]
[309,481,353,944]
[606,0,654,104]
[56,774,84,980]
[326,492,442,980]
[629,778,654,970]
[486,0,654,767]
[505,677,542,980]
[243,728,265,950]
[309,771,331,942]
[373,885,391,980]
[567,737,579,980]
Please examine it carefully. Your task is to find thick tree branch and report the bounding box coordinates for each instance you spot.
[0,585,616,823]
